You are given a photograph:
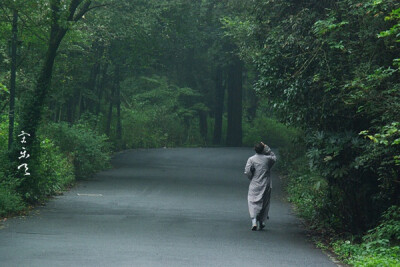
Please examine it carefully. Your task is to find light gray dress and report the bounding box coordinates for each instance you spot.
[244,146,276,222]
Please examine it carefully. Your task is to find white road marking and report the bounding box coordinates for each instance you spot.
[77,193,103,197]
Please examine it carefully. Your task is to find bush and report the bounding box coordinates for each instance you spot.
[36,138,75,196]
[0,150,24,217]
[0,116,25,215]
[303,130,400,233]
[243,117,300,148]
[364,206,400,246]
[332,206,400,266]
[285,156,331,230]
[11,136,76,203]
[122,105,186,148]
[120,76,206,148]
[41,122,111,179]
[0,185,24,217]
[0,115,110,210]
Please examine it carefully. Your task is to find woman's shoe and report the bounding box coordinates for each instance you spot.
[251,218,257,230]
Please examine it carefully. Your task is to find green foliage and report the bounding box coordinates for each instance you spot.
[121,76,206,148]
[0,116,24,215]
[2,114,75,210]
[20,137,76,202]
[36,138,74,196]
[0,82,8,94]
[286,166,330,228]
[122,105,185,148]
[360,122,400,165]
[243,117,300,148]
[313,18,349,37]
[0,185,24,217]
[378,7,400,43]
[364,206,400,245]
[332,206,400,267]
[41,122,111,179]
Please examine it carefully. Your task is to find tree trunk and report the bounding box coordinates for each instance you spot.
[245,71,257,121]
[226,57,243,147]
[10,0,92,202]
[115,65,122,148]
[199,111,207,141]
[96,63,108,116]
[58,104,62,122]
[213,66,224,145]
[86,47,102,113]
[8,9,18,150]
[77,89,84,119]
[105,85,115,137]
[14,24,68,201]
[51,101,58,122]
[66,97,75,123]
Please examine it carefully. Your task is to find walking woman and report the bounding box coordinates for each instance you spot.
[244,142,277,231]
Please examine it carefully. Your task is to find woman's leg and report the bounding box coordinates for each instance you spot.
[259,186,272,223]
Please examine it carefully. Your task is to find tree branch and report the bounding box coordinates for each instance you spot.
[67,0,83,21]
[18,12,48,42]
[86,4,112,12]
[0,5,12,23]
[73,1,92,22]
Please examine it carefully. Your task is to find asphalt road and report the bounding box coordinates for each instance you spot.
[0,148,337,266]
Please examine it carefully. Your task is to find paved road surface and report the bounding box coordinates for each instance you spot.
[0,148,337,266]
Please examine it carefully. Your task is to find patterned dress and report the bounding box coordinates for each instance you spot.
[244,146,277,222]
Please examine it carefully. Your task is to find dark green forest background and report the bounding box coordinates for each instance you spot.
[1,1,399,266]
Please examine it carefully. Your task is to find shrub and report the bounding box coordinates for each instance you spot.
[0,116,25,216]
[332,206,400,266]
[243,117,300,148]
[40,122,111,179]
[0,185,24,217]
[11,137,76,203]
[36,138,75,196]
[120,76,206,148]
[122,105,186,148]
[285,156,331,230]
[0,115,110,210]
[364,206,400,246]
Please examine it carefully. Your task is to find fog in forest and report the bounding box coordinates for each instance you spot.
[1,1,399,266]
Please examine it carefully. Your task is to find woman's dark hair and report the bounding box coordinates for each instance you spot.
[254,142,264,154]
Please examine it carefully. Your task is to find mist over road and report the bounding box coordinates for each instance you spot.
[0,148,336,266]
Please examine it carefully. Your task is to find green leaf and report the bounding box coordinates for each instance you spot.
[0,83,8,94]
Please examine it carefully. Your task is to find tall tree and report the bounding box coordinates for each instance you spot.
[213,66,225,145]
[226,56,243,146]
[8,9,18,150]
[12,0,93,201]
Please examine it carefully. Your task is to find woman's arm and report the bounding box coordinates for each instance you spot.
[261,142,277,168]
[244,158,254,180]
[261,142,272,155]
